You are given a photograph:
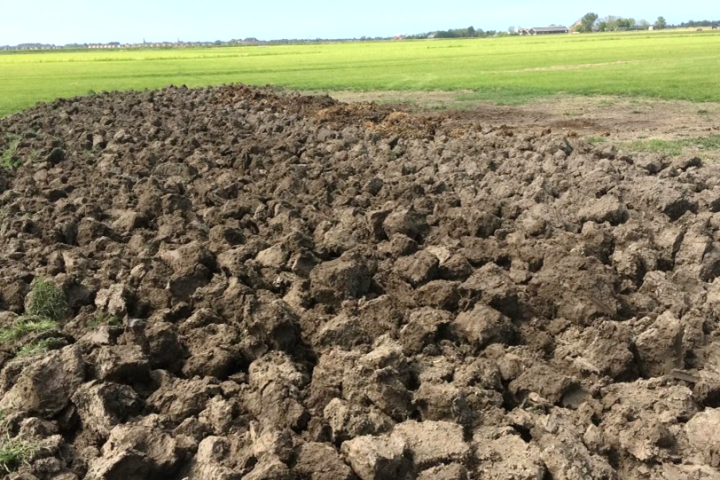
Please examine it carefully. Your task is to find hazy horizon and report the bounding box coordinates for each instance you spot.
[2,0,717,45]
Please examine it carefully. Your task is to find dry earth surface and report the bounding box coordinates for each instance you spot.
[1,85,720,479]
[326,91,720,161]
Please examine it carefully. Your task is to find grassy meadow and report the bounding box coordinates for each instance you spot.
[1,29,720,117]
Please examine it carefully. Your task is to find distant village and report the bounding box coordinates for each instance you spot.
[0,37,392,51]
[1,19,718,51]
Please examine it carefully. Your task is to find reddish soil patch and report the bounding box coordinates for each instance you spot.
[1,84,720,479]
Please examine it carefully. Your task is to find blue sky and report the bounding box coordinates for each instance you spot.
[1,0,715,45]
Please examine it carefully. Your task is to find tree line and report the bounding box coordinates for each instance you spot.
[675,20,719,28]
[407,15,718,40]
[578,13,718,32]
[577,13,668,32]
[406,27,500,39]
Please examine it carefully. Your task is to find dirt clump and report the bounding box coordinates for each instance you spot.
[1,83,720,479]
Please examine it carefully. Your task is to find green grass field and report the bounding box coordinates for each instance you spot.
[2,29,720,117]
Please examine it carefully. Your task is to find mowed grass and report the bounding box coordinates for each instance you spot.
[620,135,720,156]
[1,29,720,117]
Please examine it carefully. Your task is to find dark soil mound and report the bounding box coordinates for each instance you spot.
[1,84,720,480]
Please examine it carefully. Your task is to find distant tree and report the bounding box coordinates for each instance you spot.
[601,16,621,31]
[431,27,482,38]
[678,19,718,27]
[508,26,517,35]
[639,19,650,29]
[597,21,609,32]
[580,12,599,32]
[434,29,457,38]
[655,16,667,29]
[616,18,635,29]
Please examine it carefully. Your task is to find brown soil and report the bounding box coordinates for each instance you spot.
[1,84,720,480]
[326,90,720,148]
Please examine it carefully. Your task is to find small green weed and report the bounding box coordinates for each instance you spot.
[694,135,720,149]
[587,135,607,145]
[88,312,122,329]
[16,337,65,357]
[0,278,67,344]
[25,278,68,322]
[0,317,58,343]
[0,137,21,169]
[698,109,709,114]
[0,402,44,473]
[0,436,41,473]
[0,411,40,473]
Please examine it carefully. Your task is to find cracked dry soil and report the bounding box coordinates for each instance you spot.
[1,84,720,480]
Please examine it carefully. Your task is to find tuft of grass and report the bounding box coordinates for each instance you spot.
[0,411,41,473]
[0,436,42,473]
[694,135,720,150]
[0,318,58,343]
[16,337,65,357]
[0,137,21,169]
[587,135,607,145]
[698,109,709,114]
[25,278,68,322]
[0,278,67,345]
[88,312,122,329]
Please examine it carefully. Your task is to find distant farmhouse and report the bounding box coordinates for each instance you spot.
[519,26,569,36]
